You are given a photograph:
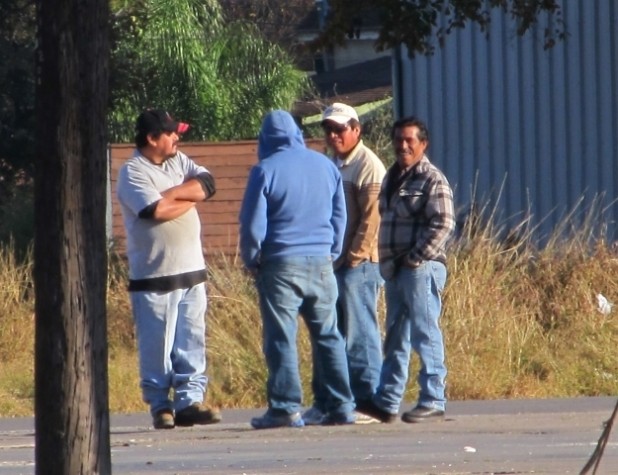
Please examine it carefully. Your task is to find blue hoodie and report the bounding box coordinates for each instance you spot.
[238,110,347,269]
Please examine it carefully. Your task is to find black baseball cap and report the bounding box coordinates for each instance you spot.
[135,109,190,135]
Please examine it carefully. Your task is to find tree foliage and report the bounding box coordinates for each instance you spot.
[315,0,566,56]
[218,0,314,51]
[109,0,310,142]
[0,0,567,189]
[0,0,36,191]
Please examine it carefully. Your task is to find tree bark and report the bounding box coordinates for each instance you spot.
[34,0,111,473]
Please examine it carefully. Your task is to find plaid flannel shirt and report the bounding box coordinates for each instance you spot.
[378,155,456,280]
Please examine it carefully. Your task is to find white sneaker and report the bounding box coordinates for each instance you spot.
[353,411,380,425]
[302,406,325,425]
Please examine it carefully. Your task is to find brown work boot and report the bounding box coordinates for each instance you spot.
[153,408,175,429]
[175,403,222,426]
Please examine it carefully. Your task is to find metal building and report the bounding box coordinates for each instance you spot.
[392,1,618,243]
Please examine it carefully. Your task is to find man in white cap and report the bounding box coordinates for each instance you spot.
[303,102,386,425]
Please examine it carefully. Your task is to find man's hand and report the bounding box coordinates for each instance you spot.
[404,256,423,269]
[152,179,206,221]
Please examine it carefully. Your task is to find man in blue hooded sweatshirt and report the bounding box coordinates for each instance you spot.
[239,110,356,429]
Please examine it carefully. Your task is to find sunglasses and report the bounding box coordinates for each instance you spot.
[322,123,350,135]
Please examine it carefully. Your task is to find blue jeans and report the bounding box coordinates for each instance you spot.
[256,256,354,417]
[311,262,383,408]
[374,261,447,412]
[130,284,208,416]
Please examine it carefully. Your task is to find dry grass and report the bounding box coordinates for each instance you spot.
[204,254,313,408]
[1,219,617,417]
[0,242,34,416]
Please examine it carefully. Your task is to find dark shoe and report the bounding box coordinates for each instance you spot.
[153,409,175,429]
[355,400,397,423]
[354,399,375,413]
[321,411,355,426]
[401,405,445,423]
[175,403,222,426]
[251,411,305,429]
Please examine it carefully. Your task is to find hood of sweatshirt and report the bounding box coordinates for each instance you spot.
[258,110,305,161]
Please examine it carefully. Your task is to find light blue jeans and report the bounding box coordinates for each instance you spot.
[311,262,383,409]
[374,261,447,413]
[130,283,208,416]
[256,256,354,417]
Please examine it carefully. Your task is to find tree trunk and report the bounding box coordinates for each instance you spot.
[34,0,111,473]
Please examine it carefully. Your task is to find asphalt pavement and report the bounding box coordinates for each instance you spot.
[1,397,617,474]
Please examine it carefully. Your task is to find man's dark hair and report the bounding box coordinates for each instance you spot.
[391,116,429,143]
[135,130,162,149]
[348,118,361,130]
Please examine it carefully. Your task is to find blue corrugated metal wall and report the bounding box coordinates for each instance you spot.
[393,0,618,243]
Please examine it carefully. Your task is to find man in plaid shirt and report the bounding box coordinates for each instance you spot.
[357,116,456,424]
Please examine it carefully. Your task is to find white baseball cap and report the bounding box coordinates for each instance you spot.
[321,102,359,125]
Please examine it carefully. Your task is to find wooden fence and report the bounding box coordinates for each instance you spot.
[109,139,326,259]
